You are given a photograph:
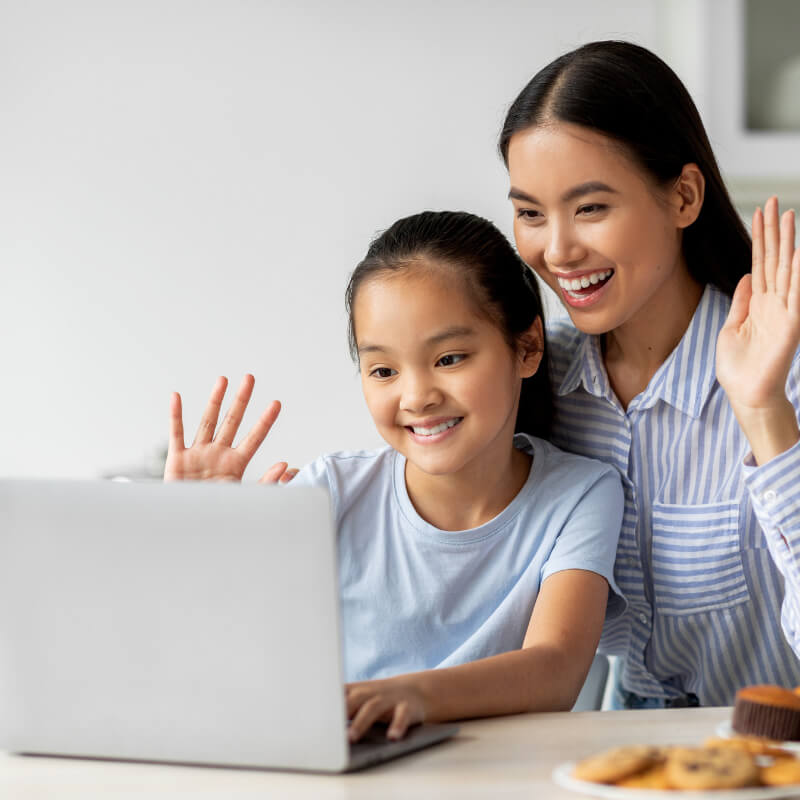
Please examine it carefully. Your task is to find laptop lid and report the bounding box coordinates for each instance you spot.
[0,479,351,772]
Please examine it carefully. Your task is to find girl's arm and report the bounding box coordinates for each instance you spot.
[717,198,800,466]
[346,568,609,741]
[165,373,294,483]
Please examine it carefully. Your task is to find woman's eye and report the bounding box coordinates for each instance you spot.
[577,203,607,215]
[436,354,466,367]
[369,367,396,379]
[516,208,542,221]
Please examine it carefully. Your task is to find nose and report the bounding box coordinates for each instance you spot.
[544,219,586,269]
[399,369,442,414]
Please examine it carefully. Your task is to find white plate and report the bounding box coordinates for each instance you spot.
[715,720,800,755]
[552,761,800,799]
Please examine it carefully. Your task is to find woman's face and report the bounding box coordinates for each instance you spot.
[507,122,695,336]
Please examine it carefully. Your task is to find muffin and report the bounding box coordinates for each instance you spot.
[732,685,800,741]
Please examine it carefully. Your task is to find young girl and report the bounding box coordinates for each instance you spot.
[500,40,800,708]
[165,210,625,740]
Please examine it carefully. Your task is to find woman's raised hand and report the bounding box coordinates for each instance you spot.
[165,374,295,483]
[717,197,800,464]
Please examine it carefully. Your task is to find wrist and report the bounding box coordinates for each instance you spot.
[729,396,800,466]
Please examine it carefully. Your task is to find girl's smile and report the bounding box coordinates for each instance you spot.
[404,416,463,443]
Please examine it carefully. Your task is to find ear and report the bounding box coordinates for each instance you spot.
[672,163,705,229]
[517,316,544,379]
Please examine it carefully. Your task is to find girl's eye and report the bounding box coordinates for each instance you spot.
[436,353,466,367]
[369,367,397,379]
[577,203,607,215]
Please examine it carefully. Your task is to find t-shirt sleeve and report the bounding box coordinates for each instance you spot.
[540,466,627,620]
[286,455,339,521]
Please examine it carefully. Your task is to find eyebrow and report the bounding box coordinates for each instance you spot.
[508,181,619,205]
[357,325,476,356]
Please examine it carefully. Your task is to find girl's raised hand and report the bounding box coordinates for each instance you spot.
[165,374,284,482]
[717,197,800,463]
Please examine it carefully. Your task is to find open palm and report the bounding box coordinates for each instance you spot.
[165,374,294,483]
[717,197,800,413]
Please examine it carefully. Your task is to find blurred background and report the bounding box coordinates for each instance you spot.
[1,0,799,480]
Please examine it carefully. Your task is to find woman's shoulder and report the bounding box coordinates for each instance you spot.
[545,316,586,372]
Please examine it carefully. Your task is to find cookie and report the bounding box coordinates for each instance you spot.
[572,745,663,784]
[760,756,800,786]
[615,763,671,789]
[665,746,759,790]
[703,734,791,758]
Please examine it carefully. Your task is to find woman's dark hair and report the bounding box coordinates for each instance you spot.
[499,40,750,296]
[345,210,553,439]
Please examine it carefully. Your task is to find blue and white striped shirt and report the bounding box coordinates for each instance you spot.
[547,284,800,705]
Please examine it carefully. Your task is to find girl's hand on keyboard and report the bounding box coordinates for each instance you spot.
[346,677,427,742]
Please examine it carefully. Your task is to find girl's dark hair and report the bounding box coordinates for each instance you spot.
[499,40,750,296]
[345,210,553,439]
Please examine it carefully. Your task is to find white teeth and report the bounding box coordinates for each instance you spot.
[557,270,613,290]
[410,418,461,436]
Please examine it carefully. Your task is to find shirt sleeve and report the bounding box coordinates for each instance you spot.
[742,350,800,654]
[540,466,627,620]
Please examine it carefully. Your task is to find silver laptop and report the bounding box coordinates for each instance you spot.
[0,479,457,772]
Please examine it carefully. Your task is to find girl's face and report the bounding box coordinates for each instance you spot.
[353,266,541,480]
[507,122,697,336]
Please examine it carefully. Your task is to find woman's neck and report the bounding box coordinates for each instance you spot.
[404,444,531,532]
[603,276,704,410]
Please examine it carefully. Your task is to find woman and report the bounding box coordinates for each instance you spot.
[500,40,800,707]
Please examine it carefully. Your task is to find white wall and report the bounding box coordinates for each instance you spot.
[0,0,668,479]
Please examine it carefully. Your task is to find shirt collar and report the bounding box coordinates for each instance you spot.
[555,284,730,418]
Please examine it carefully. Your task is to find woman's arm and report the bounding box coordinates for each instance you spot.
[717,198,800,465]
[346,568,609,741]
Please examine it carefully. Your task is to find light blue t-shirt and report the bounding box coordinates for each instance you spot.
[292,433,625,682]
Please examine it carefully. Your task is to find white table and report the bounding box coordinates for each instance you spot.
[0,707,735,799]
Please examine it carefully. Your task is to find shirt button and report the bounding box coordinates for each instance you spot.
[762,490,778,506]
[638,613,648,625]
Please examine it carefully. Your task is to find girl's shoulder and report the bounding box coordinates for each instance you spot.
[293,445,396,488]
[289,445,399,519]
[514,432,622,489]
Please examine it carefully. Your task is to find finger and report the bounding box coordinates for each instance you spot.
[721,274,752,333]
[348,697,388,743]
[777,209,796,301]
[752,206,765,294]
[215,374,255,448]
[169,392,185,453]
[789,244,800,318]
[763,196,780,293]
[279,467,299,484]
[258,461,289,485]
[192,376,228,446]
[237,400,281,462]
[387,701,412,741]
